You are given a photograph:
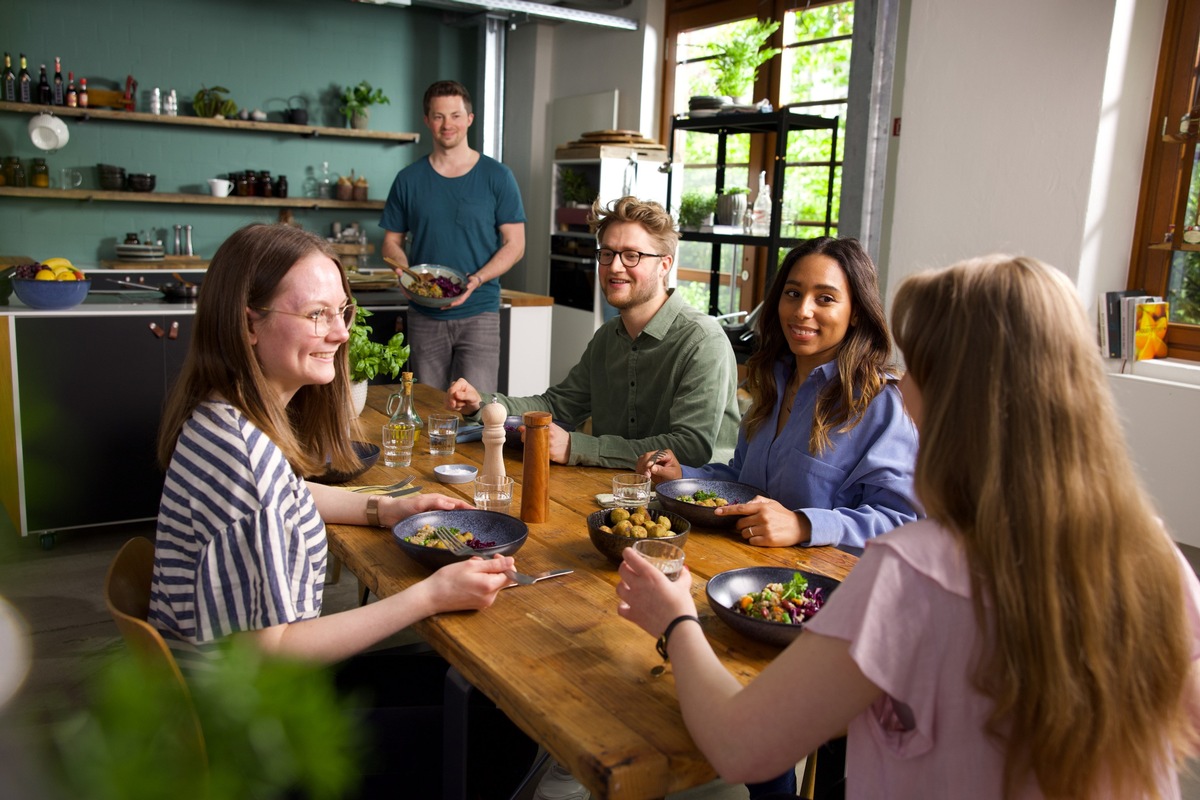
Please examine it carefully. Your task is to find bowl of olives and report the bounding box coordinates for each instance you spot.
[586,506,689,565]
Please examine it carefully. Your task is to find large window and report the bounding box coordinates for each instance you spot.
[1129,0,1200,362]
[663,1,852,318]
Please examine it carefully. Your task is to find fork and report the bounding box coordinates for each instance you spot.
[431,527,537,585]
[350,477,414,493]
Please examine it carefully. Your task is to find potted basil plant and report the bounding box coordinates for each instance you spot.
[348,307,410,415]
[339,81,390,130]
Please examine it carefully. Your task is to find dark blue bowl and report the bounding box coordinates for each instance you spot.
[309,441,380,485]
[503,414,574,448]
[12,278,91,310]
[585,508,689,565]
[654,478,764,530]
[706,567,841,647]
[393,509,528,570]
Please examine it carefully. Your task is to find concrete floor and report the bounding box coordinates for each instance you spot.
[1,519,1196,799]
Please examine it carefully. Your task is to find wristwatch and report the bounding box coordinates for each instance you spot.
[365,495,383,528]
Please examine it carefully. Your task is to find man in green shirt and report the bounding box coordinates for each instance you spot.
[445,195,740,469]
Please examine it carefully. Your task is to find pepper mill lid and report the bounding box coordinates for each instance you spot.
[523,411,552,427]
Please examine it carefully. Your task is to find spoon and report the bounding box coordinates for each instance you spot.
[383,256,432,284]
[172,272,194,287]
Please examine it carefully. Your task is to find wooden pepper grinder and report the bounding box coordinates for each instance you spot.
[480,399,508,480]
[521,411,552,523]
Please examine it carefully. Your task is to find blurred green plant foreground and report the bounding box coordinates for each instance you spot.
[48,640,362,800]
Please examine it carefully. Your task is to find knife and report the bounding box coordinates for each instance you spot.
[386,485,421,497]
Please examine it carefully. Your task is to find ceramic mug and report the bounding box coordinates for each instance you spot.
[208,178,233,198]
[59,168,83,190]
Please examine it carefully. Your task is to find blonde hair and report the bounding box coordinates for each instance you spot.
[589,195,680,258]
[892,255,1198,798]
[158,224,359,477]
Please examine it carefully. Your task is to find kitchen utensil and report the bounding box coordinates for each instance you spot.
[28,113,69,151]
[172,272,194,287]
[500,568,574,589]
[59,168,83,190]
[286,95,309,125]
[432,527,537,585]
[349,476,415,493]
[207,178,233,197]
[126,173,156,192]
[383,255,433,285]
[173,225,182,255]
[106,278,198,301]
[184,225,193,256]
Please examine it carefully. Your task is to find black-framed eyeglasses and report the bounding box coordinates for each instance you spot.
[594,248,667,267]
[251,301,356,336]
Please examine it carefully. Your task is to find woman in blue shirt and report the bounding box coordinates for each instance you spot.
[638,236,920,551]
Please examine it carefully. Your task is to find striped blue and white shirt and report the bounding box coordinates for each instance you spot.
[149,401,327,654]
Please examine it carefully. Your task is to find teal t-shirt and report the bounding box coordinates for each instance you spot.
[379,155,525,320]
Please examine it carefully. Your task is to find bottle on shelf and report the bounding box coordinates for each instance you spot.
[318,161,335,199]
[17,54,32,103]
[751,170,772,235]
[10,160,25,187]
[65,72,77,107]
[385,372,424,449]
[165,88,178,116]
[3,54,16,102]
[36,64,51,105]
[78,77,88,108]
[52,58,63,105]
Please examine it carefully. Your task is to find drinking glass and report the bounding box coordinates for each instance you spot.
[59,167,83,190]
[474,475,514,514]
[382,423,415,468]
[633,539,685,581]
[612,473,651,508]
[428,413,459,456]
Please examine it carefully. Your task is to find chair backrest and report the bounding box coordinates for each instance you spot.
[104,536,207,763]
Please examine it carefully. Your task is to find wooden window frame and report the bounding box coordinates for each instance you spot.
[1128,0,1200,361]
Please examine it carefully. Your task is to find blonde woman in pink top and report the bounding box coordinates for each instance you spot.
[616,255,1200,798]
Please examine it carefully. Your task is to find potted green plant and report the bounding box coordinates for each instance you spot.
[555,168,596,227]
[348,307,410,414]
[678,191,718,230]
[192,85,238,118]
[707,19,782,102]
[339,81,390,130]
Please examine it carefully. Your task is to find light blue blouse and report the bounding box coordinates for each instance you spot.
[682,359,921,549]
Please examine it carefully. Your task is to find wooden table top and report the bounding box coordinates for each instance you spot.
[326,383,857,800]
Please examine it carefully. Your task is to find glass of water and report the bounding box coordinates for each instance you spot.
[382,423,415,468]
[428,413,459,456]
[474,475,514,514]
[612,473,651,507]
[632,539,685,581]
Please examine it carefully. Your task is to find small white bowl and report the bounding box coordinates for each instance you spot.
[28,113,69,151]
[434,464,478,485]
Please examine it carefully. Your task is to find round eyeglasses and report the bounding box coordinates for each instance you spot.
[251,301,357,336]
[594,248,667,267]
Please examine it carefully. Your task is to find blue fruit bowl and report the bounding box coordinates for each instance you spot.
[12,278,91,310]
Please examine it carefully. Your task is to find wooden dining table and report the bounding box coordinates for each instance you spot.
[325,383,858,800]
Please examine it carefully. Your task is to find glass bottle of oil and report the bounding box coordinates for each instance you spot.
[385,371,423,449]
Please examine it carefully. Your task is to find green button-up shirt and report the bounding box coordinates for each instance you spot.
[490,290,741,469]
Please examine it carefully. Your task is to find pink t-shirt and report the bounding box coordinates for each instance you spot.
[805,519,1200,799]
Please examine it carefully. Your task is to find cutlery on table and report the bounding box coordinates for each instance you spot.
[500,569,574,589]
[431,527,547,586]
[350,477,414,493]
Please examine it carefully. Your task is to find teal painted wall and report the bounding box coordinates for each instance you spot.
[1,0,479,266]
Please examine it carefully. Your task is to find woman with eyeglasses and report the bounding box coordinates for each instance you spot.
[620,255,1200,799]
[149,223,534,796]
[637,237,920,552]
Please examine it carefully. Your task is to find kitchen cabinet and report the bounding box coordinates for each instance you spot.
[0,100,417,211]
[666,111,840,314]
[0,308,194,546]
[549,144,669,382]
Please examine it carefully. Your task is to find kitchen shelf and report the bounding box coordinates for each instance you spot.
[1149,242,1200,252]
[0,100,420,144]
[0,185,384,210]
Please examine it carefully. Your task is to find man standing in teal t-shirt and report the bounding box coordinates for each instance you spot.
[380,80,526,392]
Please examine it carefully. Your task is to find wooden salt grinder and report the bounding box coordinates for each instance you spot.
[521,411,551,523]
[480,400,508,480]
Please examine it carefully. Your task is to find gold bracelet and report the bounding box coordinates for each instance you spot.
[365,495,382,528]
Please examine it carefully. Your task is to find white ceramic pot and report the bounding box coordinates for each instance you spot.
[351,110,370,130]
[350,380,369,416]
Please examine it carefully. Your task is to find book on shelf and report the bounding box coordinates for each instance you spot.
[1131,300,1170,361]
[1097,289,1149,358]
[1120,294,1162,361]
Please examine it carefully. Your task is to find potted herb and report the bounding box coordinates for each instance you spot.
[339,81,390,130]
[192,85,238,119]
[348,307,410,415]
[716,186,750,226]
[707,19,782,102]
[560,168,595,207]
[678,191,718,230]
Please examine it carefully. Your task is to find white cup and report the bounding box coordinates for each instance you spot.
[207,178,233,198]
[59,168,83,190]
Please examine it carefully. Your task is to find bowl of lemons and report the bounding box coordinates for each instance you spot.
[11,258,90,310]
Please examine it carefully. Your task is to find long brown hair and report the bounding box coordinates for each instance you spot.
[892,255,1198,798]
[157,223,359,477]
[743,237,891,452]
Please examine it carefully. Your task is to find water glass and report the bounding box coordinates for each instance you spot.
[613,473,651,508]
[474,475,514,514]
[382,423,415,468]
[633,539,685,581]
[428,413,459,456]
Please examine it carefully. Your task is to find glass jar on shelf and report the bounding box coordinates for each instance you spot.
[30,158,49,188]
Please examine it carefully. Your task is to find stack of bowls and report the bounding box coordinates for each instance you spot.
[126,173,156,192]
[98,164,126,191]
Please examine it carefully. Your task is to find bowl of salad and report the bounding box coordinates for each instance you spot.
[654,478,763,530]
[705,567,839,647]
[392,509,527,570]
[399,263,469,308]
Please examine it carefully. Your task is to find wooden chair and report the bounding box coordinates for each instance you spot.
[103,536,207,766]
